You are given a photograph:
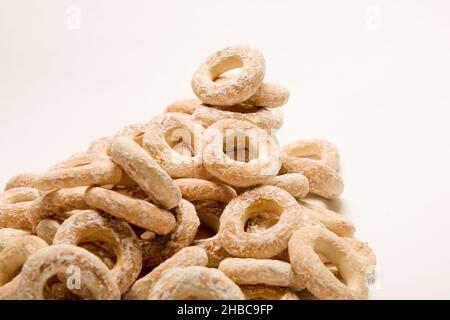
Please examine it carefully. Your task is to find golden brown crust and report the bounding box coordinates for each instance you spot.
[192,45,265,107]
[289,226,368,300]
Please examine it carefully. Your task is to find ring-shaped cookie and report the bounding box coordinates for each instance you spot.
[53,210,142,294]
[0,235,48,299]
[191,45,265,106]
[143,113,211,179]
[203,119,280,188]
[16,244,120,300]
[288,226,368,300]
[149,266,245,300]
[0,187,41,231]
[219,185,303,258]
[282,139,340,171]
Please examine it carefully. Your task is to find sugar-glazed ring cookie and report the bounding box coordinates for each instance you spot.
[219,186,303,258]
[262,173,310,199]
[110,136,181,210]
[282,139,340,171]
[203,119,280,188]
[53,210,142,294]
[149,266,245,300]
[193,104,283,132]
[219,258,306,291]
[143,113,211,179]
[280,156,343,199]
[191,45,265,106]
[344,238,377,283]
[298,201,355,237]
[288,226,368,300]
[16,244,120,300]
[4,173,37,191]
[33,154,122,191]
[164,98,201,115]
[85,187,176,235]
[241,286,299,300]
[140,199,199,267]
[0,235,48,299]
[0,187,41,231]
[125,246,208,300]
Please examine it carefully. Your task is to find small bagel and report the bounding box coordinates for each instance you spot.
[218,258,305,291]
[149,266,245,300]
[110,136,181,210]
[282,139,340,171]
[202,119,280,188]
[85,186,176,235]
[53,210,142,294]
[143,113,211,179]
[164,98,201,115]
[140,199,200,267]
[193,104,283,132]
[219,186,303,258]
[192,45,265,106]
[16,244,121,300]
[125,246,208,300]
[0,235,48,299]
[288,226,368,300]
[0,187,41,231]
[241,286,299,300]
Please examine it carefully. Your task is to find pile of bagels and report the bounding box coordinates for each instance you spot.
[0,45,375,300]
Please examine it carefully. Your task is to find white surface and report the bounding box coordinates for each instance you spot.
[1,0,450,299]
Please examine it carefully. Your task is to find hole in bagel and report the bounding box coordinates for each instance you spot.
[165,127,195,156]
[43,275,82,300]
[222,132,259,163]
[313,240,351,285]
[244,199,282,233]
[78,240,117,269]
[209,55,244,81]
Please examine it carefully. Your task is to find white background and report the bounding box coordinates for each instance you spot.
[1,0,450,299]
